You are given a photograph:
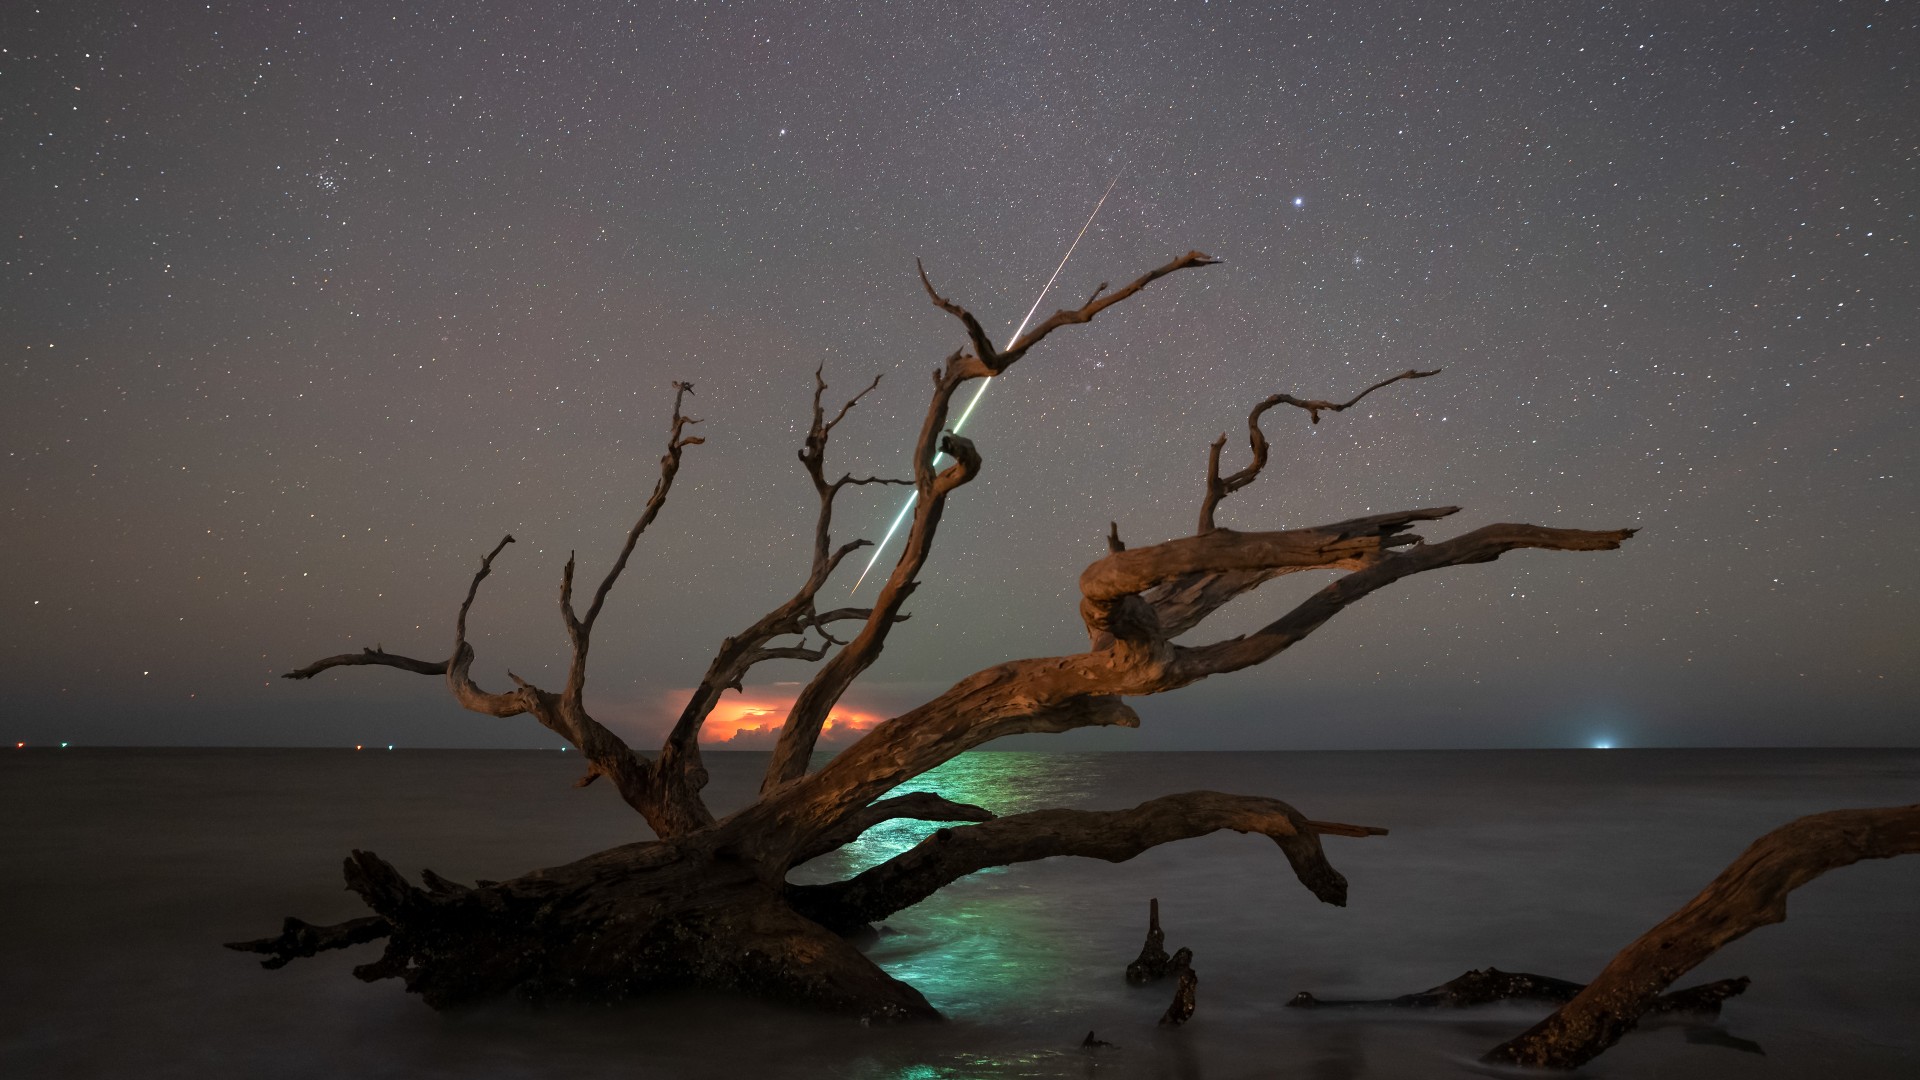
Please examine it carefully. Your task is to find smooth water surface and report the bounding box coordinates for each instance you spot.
[2,748,1916,1078]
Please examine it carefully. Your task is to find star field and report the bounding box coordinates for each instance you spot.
[2,0,1914,749]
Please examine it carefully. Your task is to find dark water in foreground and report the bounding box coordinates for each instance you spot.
[2,748,1916,1078]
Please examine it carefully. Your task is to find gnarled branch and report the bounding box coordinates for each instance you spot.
[1171,522,1637,681]
[748,514,1630,854]
[1198,369,1439,533]
[1080,508,1456,646]
[998,251,1221,370]
[786,791,1383,933]
[1269,367,1440,426]
[1486,803,1920,1069]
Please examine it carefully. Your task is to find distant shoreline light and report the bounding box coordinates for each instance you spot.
[1592,739,1615,749]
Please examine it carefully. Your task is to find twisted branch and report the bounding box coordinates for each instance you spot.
[1198,369,1439,532]
[787,791,1384,933]
[1486,804,1920,1069]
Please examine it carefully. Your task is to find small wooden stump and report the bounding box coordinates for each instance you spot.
[1159,948,1197,1026]
[1125,898,1173,983]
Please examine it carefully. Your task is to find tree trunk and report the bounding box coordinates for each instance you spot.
[235,842,939,1020]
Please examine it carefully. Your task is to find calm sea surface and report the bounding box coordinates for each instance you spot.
[2,748,1916,1078]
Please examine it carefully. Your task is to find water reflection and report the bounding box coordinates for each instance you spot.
[792,753,1102,1020]
[798,751,1098,879]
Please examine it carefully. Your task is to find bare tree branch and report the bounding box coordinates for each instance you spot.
[435,532,542,718]
[1485,804,1920,1069]
[1170,522,1637,680]
[457,534,517,643]
[572,382,702,639]
[1080,508,1457,645]
[651,371,899,828]
[283,648,446,681]
[997,251,1222,370]
[787,791,1384,933]
[1197,369,1440,533]
[1269,368,1441,425]
[916,260,1000,368]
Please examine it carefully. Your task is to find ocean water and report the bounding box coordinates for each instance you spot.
[2,747,1916,1079]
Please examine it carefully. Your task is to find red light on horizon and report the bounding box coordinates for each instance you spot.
[689,693,883,748]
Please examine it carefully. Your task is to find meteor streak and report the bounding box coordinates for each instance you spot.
[851,172,1123,593]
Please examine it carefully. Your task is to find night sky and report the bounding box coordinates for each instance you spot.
[4,1,1914,751]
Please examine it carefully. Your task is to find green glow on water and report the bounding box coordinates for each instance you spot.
[795,752,1103,1017]
[813,751,1094,877]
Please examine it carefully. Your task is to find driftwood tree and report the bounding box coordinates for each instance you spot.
[232,252,1635,1019]
[1486,803,1920,1068]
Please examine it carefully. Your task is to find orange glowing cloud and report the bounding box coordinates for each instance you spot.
[663,689,885,749]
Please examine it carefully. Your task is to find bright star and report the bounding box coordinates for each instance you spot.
[1293,196,1304,207]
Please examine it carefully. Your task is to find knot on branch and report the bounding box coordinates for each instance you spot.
[934,433,982,494]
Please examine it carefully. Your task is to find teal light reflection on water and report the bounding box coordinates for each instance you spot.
[861,1053,1071,1080]
[798,751,1095,879]
[791,752,1104,1018]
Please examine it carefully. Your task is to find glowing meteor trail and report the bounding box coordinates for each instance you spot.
[851,172,1123,593]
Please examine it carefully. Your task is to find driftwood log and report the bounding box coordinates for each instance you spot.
[1485,804,1920,1068]
[1287,967,1749,1012]
[231,251,1634,1018]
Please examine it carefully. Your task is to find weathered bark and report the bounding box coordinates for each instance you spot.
[1286,968,1749,1012]
[252,249,1637,1021]
[1486,804,1920,1069]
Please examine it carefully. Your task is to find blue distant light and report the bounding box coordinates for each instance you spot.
[1292,196,1305,207]
[1593,739,1614,750]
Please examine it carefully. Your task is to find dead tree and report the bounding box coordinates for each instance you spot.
[231,251,1635,1019]
[1486,804,1920,1069]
